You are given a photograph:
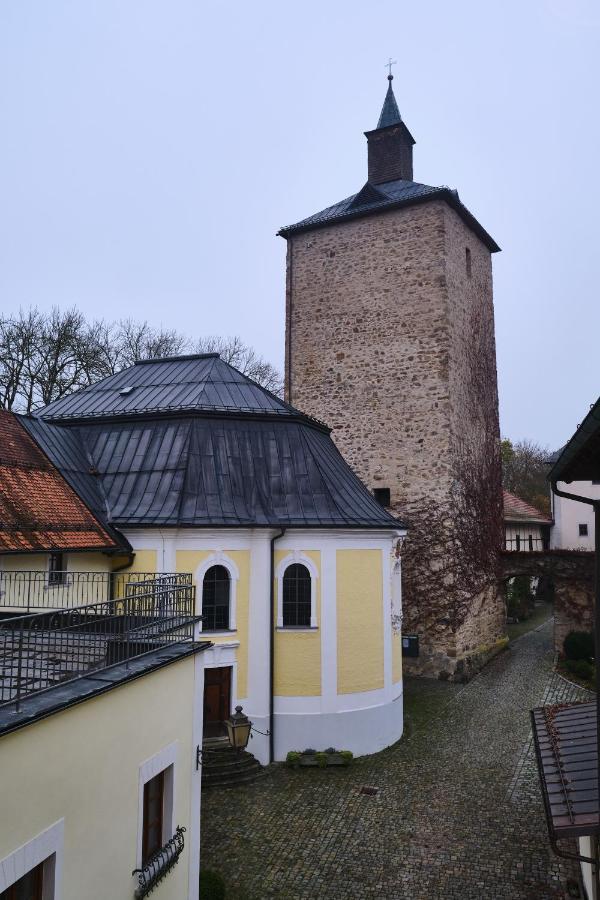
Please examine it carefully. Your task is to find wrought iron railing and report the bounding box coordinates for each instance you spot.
[132,826,186,898]
[0,575,197,711]
[0,570,183,612]
[504,535,549,552]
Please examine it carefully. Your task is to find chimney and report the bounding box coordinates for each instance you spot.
[365,76,415,185]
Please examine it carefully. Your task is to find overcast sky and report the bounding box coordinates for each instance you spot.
[0,1,598,450]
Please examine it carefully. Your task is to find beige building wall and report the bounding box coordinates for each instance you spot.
[0,655,202,900]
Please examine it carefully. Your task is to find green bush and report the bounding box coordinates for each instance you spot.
[199,870,225,900]
[315,751,328,768]
[563,631,594,662]
[286,751,301,767]
[565,658,595,683]
[339,750,354,763]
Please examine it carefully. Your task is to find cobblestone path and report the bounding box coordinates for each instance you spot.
[201,621,592,899]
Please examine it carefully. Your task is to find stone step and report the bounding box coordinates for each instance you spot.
[201,746,263,788]
[202,763,260,778]
[202,767,266,789]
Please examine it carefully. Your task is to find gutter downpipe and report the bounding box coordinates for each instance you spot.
[270,528,286,763]
[108,552,135,601]
[551,480,600,895]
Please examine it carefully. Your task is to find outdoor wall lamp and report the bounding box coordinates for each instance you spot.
[225,705,252,753]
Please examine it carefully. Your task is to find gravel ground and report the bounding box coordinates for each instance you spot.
[201,620,591,899]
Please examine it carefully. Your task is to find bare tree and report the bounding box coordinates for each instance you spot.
[194,335,283,395]
[501,438,551,515]
[0,306,283,411]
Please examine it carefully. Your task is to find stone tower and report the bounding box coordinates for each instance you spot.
[279,75,505,679]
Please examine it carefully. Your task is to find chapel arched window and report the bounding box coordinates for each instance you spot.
[202,565,230,630]
[282,563,311,628]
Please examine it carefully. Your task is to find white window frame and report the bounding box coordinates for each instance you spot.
[276,552,318,629]
[136,741,178,870]
[0,818,64,900]
[196,552,239,632]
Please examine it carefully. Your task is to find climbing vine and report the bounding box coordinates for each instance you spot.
[398,288,503,644]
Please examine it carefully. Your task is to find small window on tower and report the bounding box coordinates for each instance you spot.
[465,247,472,278]
[373,487,391,507]
[579,524,589,537]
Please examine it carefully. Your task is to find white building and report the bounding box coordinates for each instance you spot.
[550,479,600,550]
[503,490,552,551]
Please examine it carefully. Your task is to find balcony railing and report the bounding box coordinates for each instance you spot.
[504,536,549,552]
[0,574,198,711]
[0,570,183,612]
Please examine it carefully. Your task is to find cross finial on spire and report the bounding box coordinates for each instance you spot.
[385,58,397,80]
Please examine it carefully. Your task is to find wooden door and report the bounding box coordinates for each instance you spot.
[203,666,232,736]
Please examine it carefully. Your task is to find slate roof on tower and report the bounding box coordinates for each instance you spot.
[23,355,403,530]
[278,77,499,252]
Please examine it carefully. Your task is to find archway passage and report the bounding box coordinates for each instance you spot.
[500,549,595,654]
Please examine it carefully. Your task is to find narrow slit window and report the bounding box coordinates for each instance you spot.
[465,246,472,277]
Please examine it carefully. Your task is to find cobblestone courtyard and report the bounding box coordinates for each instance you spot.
[201,621,591,898]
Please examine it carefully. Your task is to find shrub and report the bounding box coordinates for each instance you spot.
[324,747,336,754]
[565,658,595,683]
[314,751,328,768]
[564,631,594,662]
[200,870,226,900]
[340,750,354,763]
[286,751,301,767]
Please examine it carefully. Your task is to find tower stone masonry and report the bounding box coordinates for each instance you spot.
[279,76,505,679]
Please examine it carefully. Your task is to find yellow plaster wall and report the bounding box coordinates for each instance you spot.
[124,549,157,574]
[274,550,321,696]
[392,630,403,684]
[337,549,384,693]
[67,552,112,574]
[176,549,249,700]
[1,553,48,572]
[0,657,197,900]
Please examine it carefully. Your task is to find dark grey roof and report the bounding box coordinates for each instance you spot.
[39,354,303,423]
[279,177,500,252]
[377,79,402,128]
[26,356,403,531]
[29,416,402,529]
[548,397,600,484]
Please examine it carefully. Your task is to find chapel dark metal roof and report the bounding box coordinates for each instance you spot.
[25,357,403,531]
[531,702,599,840]
[278,178,500,252]
[39,354,308,425]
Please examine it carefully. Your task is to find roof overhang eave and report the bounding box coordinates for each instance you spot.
[548,397,600,484]
[278,188,500,253]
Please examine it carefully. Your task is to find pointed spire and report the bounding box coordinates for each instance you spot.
[377,75,402,129]
[365,67,415,184]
